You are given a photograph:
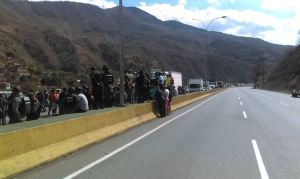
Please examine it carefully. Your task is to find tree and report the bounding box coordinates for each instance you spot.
[253,68,261,89]
[252,64,264,89]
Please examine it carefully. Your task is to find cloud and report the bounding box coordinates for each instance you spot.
[138,0,299,45]
[29,0,117,9]
[206,0,236,6]
[261,0,300,12]
[207,0,221,6]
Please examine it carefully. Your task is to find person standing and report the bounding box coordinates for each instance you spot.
[58,88,67,115]
[102,65,114,107]
[125,70,134,104]
[0,94,6,125]
[8,86,23,123]
[37,89,45,112]
[155,86,165,117]
[49,89,58,116]
[136,70,146,103]
[83,85,93,110]
[163,86,170,116]
[27,93,41,120]
[90,67,104,109]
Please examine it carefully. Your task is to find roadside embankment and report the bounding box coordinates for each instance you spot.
[0,89,222,178]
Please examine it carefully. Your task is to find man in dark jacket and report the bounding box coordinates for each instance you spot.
[136,70,146,103]
[27,93,41,120]
[155,86,165,117]
[90,67,104,109]
[8,86,22,123]
[58,88,67,115]
[103,65,114,107]
[62,87,78,114]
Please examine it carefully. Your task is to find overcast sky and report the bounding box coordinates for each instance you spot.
[30,0,300,45]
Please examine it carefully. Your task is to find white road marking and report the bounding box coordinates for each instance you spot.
[240,101,243,106]
[64,92,222,179]
[243,111,247,119]
[260,95,264,97]
[268,97,273,100]
[238,97,241,100]
[280,102,289,107]
[252,139,270,179]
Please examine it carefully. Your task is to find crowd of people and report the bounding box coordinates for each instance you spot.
[0,65,177,125]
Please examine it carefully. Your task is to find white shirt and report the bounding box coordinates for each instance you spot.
[77,93,89,111]
[164,89,170,100]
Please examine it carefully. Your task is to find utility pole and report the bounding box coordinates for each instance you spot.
[119,0,125,106]
[192,16,227,82]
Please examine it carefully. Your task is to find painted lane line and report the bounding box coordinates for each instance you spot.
[64,93,222,179]
[260,95,264,97]
[238,97,241,100]
[252,139,270,179]
[280,102,289,107]
[243,111,247,119]
[240,101,243,106]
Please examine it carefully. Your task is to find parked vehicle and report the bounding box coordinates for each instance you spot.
[178,86,189,94]
[209,85,215,89]
[216,81,224,88]
[189,79,203,92]
[292,89,300,97]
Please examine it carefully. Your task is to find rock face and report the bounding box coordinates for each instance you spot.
[0,0,289,83]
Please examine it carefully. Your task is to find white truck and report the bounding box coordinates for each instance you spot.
[189,79,203,92]
[168,71,182,90]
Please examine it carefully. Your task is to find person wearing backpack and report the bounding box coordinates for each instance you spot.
[27,93,41,121]
[62,87,78,114]
[8,86,23,124]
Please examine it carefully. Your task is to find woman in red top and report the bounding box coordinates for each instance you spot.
[48,89,58,116]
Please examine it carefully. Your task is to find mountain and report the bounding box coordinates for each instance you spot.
[0,0,290,88]
[267,45,300,90]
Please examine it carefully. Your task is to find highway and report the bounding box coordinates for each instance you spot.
[16,87,300,179]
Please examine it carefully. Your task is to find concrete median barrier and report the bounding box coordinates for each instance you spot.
[0,89,221,178]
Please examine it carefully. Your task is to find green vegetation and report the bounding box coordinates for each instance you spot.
[267,45,300,90]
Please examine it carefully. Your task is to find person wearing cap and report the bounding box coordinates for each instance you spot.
[8,86,22,123]
[75,87,89,113]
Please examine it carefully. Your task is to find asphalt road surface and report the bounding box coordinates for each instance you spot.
[16,87,300,179]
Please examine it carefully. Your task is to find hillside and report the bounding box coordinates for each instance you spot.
[267,45,300,90]
[0,0,290,88]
